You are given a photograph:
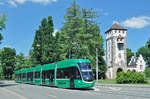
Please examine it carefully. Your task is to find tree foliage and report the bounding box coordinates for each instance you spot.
[127,48,134,65]
[0,14,6,44]
[31,16,56,65]
[27,1,106,79]
[15,53,25,70]
[145,67,150,79]
[1,47,16,79]
[136,38,150,66]
[58,1,106,78]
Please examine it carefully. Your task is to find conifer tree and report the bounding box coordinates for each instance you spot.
[59,1,106,78]
[31,16,55,65]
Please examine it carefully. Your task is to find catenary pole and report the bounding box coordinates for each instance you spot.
[96,48,98,83]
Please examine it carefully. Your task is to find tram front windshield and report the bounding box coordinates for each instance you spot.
[78,63,94,82]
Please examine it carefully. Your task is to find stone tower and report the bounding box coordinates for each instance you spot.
[105,23,127,79]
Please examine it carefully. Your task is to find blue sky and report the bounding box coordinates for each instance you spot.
[0,0,150,56]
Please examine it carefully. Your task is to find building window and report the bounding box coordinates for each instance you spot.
[118,43,124,50]
[117,38,124,42]
[140,65,143,70]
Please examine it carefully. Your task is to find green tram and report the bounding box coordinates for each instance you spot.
[15,59,95,88]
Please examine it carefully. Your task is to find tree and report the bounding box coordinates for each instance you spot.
[127,48,134,65]
[1,47,16,79]
[31,16,56,65]
[41,16,55,64]
[0,13,6,44]
[0,13,6,78]
[59,0,82,59]
[31,29,43,65]
[136,38,150,66]
[15,53,25,70]
[145,67,150,79]
[23,57,33,68]
[59,1,106,78]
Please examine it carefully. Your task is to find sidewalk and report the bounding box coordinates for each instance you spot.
[96,83,150,88]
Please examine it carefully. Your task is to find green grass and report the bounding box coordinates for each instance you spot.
[97,80,116,84]
[97,79,150,85]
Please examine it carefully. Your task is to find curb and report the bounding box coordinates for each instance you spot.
[96,84,150,88]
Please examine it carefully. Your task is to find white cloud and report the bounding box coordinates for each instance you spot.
[4,44,13,48]
[52,0,57,2]
[122,16,150,29]
[7,0,57,7]
[113,16,150,29]
[8,0,17,7]
[103,12,109,16]
[15,0,26,4]
[98,8,109,16]
[0,2,5,5]
[30,0,50,5]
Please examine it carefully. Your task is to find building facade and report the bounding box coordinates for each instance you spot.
[105,23,127,79]
[127,54,146,73]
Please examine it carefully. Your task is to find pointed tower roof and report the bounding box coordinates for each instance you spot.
[105,23,127,33]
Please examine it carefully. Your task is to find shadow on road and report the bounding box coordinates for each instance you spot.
[0,81,18,87]
[68,87,94,91]
[0,83,18,87]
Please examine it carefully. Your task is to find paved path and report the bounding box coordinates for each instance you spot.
[0,80,150,99]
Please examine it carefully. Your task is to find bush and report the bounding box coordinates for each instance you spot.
[116,71,147,84]
[145,67,150,79]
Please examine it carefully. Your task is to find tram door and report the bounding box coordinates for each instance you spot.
[70,67,81,88]
[42,71,46,85]
[70,67,75,88]
[31,72,33,84]
[27,73,29,83]
[49,70,54,86]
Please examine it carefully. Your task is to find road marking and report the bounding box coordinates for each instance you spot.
[0,87,26,99]
[48,94,57,98]
[108,87,121,91]
[93,87,100,91]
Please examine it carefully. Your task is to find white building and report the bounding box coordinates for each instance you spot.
[105,23,127,79]
[127,54,146,73]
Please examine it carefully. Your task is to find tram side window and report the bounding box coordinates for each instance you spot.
[27,73,30,79]
[57,67,81,80]
[57,69,64,79]
[69,67,81,80]
[46,70,50,79]
[15,74,17,79]
[22,73,26,79]
[42,70,50,79]
[49,70,54,79]
[18,74,21,80]
[35,71,40,79]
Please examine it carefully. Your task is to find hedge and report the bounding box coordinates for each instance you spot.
[116,71,147,84]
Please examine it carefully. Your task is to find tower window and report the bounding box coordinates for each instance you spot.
[140,65,143,70]
[118,43,124,50]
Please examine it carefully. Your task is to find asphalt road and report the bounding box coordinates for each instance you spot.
[0,80,150,99]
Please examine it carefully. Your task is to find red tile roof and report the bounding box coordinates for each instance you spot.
[105,23,127,33]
